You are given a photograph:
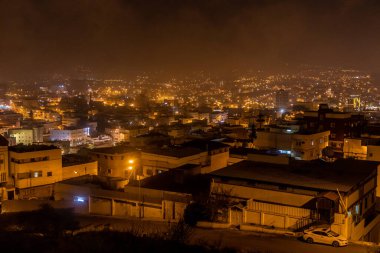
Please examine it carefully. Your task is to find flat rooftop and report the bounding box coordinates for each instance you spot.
[183,140,230,151]
[90,146,138,154]
[9,144,60,153]
[211,159,379,193]
[142,146,204,158]
[62,154,95,167]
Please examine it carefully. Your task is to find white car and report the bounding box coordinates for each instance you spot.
[303,228,348,247]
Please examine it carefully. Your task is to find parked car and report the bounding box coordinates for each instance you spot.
[303,227,348,247]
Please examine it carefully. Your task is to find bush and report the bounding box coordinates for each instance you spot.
[184,202,211,226]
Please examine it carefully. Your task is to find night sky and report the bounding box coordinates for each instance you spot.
[1,0,380,79]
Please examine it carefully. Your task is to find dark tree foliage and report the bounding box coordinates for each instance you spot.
[184,202,211,226]
[0,204,79,237]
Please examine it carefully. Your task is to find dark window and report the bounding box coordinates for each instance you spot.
[146,169,153,176]
[365,197,368,209]
[17,172,31,179]
[47,172,53,177]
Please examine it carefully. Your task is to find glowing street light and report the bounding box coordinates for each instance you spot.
[128,159,134,164]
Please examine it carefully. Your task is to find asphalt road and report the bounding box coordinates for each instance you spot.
[77,216,376,253]
[192,228,373,253]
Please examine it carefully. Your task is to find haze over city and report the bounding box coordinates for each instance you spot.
[1,0,380,80]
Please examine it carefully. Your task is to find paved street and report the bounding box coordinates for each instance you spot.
[77,216,377,253]
[193,228,373,253]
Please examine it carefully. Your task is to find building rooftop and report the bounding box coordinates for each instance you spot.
[142,146,204,158]
[183,139,230,151]
[128,170,210,195]
[62,154,95,167]
[211,159,378,193]
[90,145,138,154]
[9,144,60,153]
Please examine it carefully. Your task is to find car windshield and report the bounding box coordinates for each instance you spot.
[327,231,339,237]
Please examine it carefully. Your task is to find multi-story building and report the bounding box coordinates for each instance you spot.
[8,128,34,145]
[105,126,149,143]
[88,146,140,179]
[302,104,366,157]
[141,147,207,178]
[255,126,330,160]
[210,155,380,242]
[0,135,9,185]
[50,127,89,147]
[9,145,63,195]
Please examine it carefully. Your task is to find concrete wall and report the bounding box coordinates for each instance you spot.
[243,200,312,230]
[18,184,53,200]
[113,200,137,217]
[62,161,98,180]
[367,146,380,162]
[206,151,228,174]
[54,182,189,220]
[212,182,314,207]
[90,197,112,215]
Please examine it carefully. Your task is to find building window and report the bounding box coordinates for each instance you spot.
[107,169,111,174]
[369,153,373,157]
[33,171,42,178]
[104,155,108,159]
[330,123,335,128]
[17,172,31,179]
[47,172,53,177]
[1,172,6,181]
[331,133,336,139]
[110,156,113,160]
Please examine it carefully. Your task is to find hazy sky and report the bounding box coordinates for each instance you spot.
[1,0,380,79]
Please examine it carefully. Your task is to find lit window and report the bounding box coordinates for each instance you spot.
[33,171,42,178]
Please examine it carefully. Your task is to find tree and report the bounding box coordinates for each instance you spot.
[184,202,211,226]
[22,204,79,237]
